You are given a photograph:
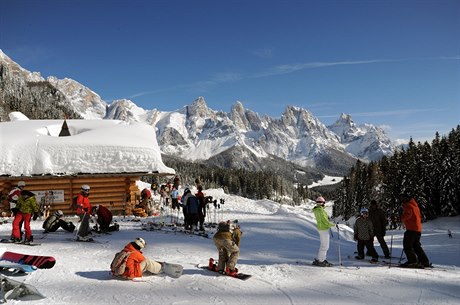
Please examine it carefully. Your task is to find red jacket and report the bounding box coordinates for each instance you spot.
[401,198,422,232]
[96,205,112,226]
[123,243,145,279]
[76,193,92,215]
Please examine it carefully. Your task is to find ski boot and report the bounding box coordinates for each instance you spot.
[208,258,217,271]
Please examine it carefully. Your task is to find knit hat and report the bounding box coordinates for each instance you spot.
[17,181,26,187]
[316,196,326,204]
[132,237,146,249]
[360,207,369,214]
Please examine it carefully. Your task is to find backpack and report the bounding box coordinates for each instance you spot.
[110,250,132,276]
[70,195,78,211]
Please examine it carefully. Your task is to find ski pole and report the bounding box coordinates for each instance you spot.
[399,247,404,264]
[389,234,393,268]
[336,224,342,266]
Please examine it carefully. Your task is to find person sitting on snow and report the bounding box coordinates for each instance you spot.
[118,238,163,279]
[92,204,119,233]
[43,210,75,233]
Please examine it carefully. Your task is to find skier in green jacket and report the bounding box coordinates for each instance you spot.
[312,196,335,267]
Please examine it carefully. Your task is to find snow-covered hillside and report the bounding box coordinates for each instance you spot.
[0,188,458,305]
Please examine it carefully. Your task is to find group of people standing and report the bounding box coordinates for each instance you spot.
[312,193,430,268]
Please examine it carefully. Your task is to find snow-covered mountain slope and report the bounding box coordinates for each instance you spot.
[1,50,396,173]
[47,77,107,120]
[328,113,395,161]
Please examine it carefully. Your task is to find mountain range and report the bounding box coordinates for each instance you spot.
[0,49,395,177]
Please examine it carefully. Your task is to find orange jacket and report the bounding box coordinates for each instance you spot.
[76,194,92,215]
[123,243,145,279]
[401,198,422,232]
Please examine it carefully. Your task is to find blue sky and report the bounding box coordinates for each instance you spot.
[1,0,459,143]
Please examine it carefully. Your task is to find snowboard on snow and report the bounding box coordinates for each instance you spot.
[0,261,37,274]
[112,262,183,280]
[198,259,251,280]
[161,262,183,278]
[0,251,56,269]
[0,274,45,301]
[0,238,41,246]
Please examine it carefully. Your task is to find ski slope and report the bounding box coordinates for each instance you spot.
[0,188,459,305]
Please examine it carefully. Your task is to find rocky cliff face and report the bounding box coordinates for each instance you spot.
[0,50,395,176]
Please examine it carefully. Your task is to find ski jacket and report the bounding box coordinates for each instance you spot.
[17,195,39,214]
[76,193,92,215]
[184,195,199,214]
[353,217,374,241]
[401,198,422,232]
[214,221,241,245]
[313,205,335,231]
[171,189,179,199]
[7,187,22,209]
[369,206,387,236]
[122,243,145,279]
[195,191,206,214]
[96,205,112,226]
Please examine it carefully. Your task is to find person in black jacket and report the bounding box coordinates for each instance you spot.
[368,200,390,259]
[43,210,75,233]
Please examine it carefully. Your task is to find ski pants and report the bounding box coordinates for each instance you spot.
[140,257,162,275]
[357,239,379,260]
[77,213,90,237]
[374,234,390,257]
[316,229,330,262]
[403,230,429,264]
[13,212,32,239]
[213,237,239,271]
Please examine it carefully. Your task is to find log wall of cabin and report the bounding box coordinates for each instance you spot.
[0,176,142,216]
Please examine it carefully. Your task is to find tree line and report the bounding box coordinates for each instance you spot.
[156,156,314,205]
[333,125,460,222]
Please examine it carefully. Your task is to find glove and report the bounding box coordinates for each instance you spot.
[33,212,39,221]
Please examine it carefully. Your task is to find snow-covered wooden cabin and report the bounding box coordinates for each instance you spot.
[0,113,175,215]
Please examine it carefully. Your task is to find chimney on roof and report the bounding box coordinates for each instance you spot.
[59,119,71,137]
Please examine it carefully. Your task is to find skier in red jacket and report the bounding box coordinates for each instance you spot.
[400,193,430,268]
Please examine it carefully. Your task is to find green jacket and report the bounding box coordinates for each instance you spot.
[313,205,335,231]
[17,196,39,214]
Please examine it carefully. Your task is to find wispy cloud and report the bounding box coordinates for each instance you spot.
[251,48,274,59]
[317,107,446,119]
[127,56,457,100]
[250,59,397,78]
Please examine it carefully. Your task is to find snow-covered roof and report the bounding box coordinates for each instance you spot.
[0,112,175,177]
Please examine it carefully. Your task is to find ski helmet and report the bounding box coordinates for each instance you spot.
[316,196,326,204]
[17,181,26,187]
[81,185,90,191]
[133,237,146,249]
[360,207,369,214]
[55,210,64,217]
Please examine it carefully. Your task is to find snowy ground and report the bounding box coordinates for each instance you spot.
[0,188,459,305]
